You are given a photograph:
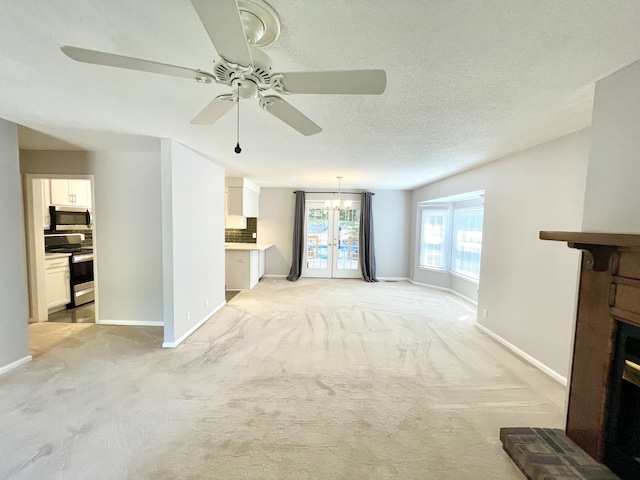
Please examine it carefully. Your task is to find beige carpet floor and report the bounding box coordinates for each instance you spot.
[0,278,566,479]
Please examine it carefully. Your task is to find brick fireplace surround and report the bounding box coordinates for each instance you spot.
[502,232,640,479]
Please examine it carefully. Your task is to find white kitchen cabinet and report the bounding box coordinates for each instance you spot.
[225,245,269,290]
[225,177,260,218]
[45,256,70,310]
[224,189,247,229]
[258,250,265,279]
[50,179,92,208]
[249,250,260,287]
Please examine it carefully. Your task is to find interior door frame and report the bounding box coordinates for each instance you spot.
[23,173,99,324]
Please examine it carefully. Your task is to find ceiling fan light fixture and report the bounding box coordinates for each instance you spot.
[239,10,265,45]
[237,0,281,47]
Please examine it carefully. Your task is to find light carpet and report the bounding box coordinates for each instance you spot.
[0,278,566,479]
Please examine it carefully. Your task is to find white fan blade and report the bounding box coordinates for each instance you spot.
[61,46,213,82]
[259,96,322,136]
[191,0,252,67]
[275,70,387,95]
[191,95,236,124]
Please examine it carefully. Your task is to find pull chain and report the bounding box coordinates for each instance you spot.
[234,82,242,154]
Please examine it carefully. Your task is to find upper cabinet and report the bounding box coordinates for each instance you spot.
[226,177,260,218]
[225,189,247,229]
[50,179,92,208]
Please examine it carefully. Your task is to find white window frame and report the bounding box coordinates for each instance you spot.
[418,205,451,271]
[450,206,483,281]
[417,201,484,282]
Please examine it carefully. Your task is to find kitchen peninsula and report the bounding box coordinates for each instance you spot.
[225,243,273,290]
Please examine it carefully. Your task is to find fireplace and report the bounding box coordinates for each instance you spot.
[604,321,640,477]
[540,231,640,479]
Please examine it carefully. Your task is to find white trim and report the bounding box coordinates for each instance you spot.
[475,323,567,386]
[450,271,479,285]
[410,280,478,306]
[262,274,287,278]
[417,265,447,273]
[162,301,225,348]
[378,277,410,282]
[98,320,164,326]
[0,355,32,377]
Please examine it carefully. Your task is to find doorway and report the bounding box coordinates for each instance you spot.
[24,174,98,325]
[303,200,361,279]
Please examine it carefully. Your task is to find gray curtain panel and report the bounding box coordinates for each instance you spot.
[359,192,378,282]
[286,190,305,281]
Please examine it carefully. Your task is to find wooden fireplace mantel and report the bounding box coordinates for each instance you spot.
[540,230,640,461]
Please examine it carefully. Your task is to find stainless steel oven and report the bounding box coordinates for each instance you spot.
[44,234,94,308]
[49,206,92,231]
[69,251,94,307]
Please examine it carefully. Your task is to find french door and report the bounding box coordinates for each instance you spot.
[303,201,361,279]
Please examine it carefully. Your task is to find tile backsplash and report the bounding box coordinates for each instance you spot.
[225,217,257,243]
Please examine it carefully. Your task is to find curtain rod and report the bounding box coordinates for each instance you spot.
[293,191,374,195]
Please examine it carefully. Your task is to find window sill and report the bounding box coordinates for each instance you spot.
[418,266,447,273]
[450,271,479,284]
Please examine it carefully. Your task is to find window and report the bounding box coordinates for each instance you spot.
[451,207,483,280]
[419,209,448,269]
[418,199,484,282]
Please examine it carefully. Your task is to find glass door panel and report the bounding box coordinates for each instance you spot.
[303,203,332,278]
[333,207,361,278]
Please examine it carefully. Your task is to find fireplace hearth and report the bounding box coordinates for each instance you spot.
[539,231,640,480]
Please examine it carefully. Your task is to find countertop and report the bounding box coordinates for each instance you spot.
[225,243,273,251]
[45,252,72,259]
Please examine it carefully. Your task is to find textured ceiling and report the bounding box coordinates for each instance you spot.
[4,0,640,190]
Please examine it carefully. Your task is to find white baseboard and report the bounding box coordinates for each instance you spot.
[0,355,32,377]
[262,274,287,278]
[378,277,410,282]
[410,280,478,306]
[162,301,225,348]
[475,323,567,386]
[97,320,164,326]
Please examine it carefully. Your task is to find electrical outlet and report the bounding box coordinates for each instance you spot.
[252,232,257,239]
[186,310,191,321]
[482,309,488,319]
[205,298,209,308]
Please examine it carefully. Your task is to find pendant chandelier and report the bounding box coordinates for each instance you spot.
[325,176,352,211]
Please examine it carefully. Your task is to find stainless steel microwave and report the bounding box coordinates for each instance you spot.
[49,206,92,231]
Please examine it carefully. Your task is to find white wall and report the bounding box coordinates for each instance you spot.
[258,188,295,276]
[20,148,165,326]
[412,129,590,379]
[161,140,225,347]
[371,190,411,279]
[258,188,411,279]
[0,118,30,374]
[91,151,164,324]
[583,59,640,232]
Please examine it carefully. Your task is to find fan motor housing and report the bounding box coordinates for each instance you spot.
[213,47,273,89]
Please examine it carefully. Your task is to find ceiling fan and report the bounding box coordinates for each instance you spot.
[60,0,387,138]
